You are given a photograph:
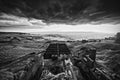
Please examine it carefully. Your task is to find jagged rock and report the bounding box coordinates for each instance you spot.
[0,70,14,80]
[115,32,120,44]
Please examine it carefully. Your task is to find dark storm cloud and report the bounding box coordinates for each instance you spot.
[0,0,120,24]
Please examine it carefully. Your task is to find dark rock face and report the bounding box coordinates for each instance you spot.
[115,33,120,44]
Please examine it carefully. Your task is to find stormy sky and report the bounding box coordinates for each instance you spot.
[0,0,120,33]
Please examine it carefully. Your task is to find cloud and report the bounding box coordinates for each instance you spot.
[0,13,46,29]
[29,18,46,26]
[0,0,120,24]
[0,13,120,34]
[1,23,119,34]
